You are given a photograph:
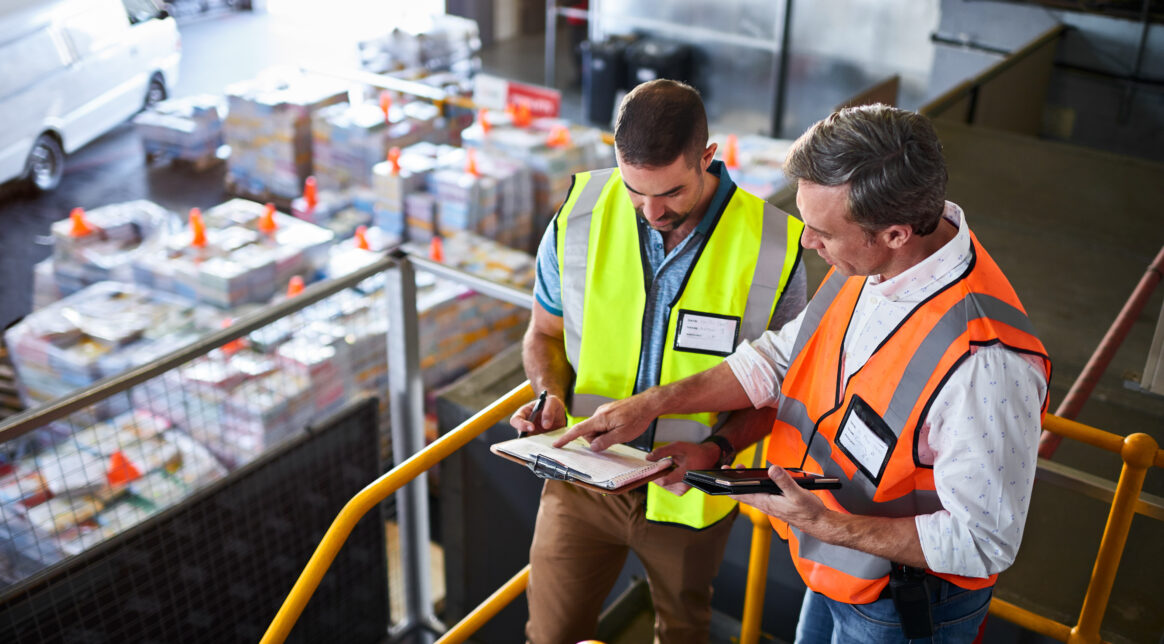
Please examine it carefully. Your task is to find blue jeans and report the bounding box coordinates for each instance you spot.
[794,580,992,644]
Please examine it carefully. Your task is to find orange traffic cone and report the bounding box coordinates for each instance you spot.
[258,202,278,235]
[354,225,370,250]
[429,235,445,262]
[69,207,95,237]
[387,147,402,175]
[107,450,142,486]
[465,148,480,177]
[724,134,740,169]
[478,108,492,135]
[220,318,244,356]
[379,91,392,122]
[287,275,305,297]
[515,102,532,127]
[189,208,207,248]
[547,124,571,148]
[303,175,318,211]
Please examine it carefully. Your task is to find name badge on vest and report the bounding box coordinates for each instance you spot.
[835,395,897,485]
[673,309,740,357]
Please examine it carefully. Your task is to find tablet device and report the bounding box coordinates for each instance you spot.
[683,467,842,495]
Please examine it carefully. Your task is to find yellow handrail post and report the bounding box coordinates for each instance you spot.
[436,565,531,644]
[739,504,772,644]
[989,598,1073,641]
[1067,432,1158,644]
[260,381,533,644]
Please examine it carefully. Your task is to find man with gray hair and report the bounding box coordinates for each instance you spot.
[558,104,1051,642]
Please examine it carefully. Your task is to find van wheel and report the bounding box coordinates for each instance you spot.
[145,74,167,109]
[24,134,64,192]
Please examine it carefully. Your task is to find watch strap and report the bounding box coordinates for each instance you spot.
[700,434,734,468]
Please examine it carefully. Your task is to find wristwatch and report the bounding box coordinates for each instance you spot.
[700,434,735,468]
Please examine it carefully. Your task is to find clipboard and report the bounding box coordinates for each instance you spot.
[490,430,674,495]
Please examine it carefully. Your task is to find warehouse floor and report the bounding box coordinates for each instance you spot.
[1,8,1162,644]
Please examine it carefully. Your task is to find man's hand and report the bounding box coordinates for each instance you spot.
[730,465,828,528]
[731,465,929,568]
[509,394,567,436]
[643,440,721,496]
[551,394,659,450]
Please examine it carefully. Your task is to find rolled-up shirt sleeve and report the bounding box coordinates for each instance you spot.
[914,345,1048,577]
[533,218,563,316]
[725,308,805,408]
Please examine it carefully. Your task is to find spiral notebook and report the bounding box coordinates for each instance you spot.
[491,429,673,494]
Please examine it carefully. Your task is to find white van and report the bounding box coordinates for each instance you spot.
[0,0,181,192]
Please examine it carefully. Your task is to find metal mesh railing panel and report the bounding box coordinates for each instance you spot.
[0,397,387,643]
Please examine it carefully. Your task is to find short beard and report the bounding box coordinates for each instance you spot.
[636,206,692,232]
[636,174,704,232]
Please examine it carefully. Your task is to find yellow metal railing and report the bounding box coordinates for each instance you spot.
[982,415,1160,644]
[739,504,773,644]
[437,565,531,644]
[264,396,1159,644]
[260,380,532,644]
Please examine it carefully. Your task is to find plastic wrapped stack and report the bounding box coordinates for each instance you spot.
[222,69,348,199]
[428,158,501,241]
[371,144,437,237]
[3,282,219,423]
[0,409,226,585]
[33,201,173,309]
[357,13,482,76]
[712,133,794,200]
[404,231,535,386]
[300,198,377,242]
[322,230,535,391]
[134,94,225,166]
[310,100,444,192]
[461,112,615,251]
[131,348,315,467]
[370,142,536,248]
[436,147,535,249]
[131,199,335,310]
[325,225,400,284]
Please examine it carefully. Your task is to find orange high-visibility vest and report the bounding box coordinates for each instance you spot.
[766,230,1051,604]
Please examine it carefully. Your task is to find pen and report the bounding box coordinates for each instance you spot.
[518,390,548,437]
[527,389,548,422]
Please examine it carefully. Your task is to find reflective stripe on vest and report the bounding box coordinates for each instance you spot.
[557,167,803,529]
[769,234,1051,603]
[560,170,614,368]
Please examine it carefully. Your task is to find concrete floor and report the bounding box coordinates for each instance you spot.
[1,8,1163,644]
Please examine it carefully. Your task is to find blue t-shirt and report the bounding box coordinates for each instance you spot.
[534,160,735,396]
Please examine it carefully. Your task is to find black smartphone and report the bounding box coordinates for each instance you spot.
[683,467,841,495]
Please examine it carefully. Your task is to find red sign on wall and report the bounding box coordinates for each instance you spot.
[473,74,561,118]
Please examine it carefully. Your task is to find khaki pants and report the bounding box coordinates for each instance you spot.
[525,480,737,644]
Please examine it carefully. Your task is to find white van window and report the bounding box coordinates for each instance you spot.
[59,3,130,58]
[0,27,69,101]
[121,0,162,25]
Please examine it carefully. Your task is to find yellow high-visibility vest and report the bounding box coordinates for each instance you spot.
[555,167,803,528]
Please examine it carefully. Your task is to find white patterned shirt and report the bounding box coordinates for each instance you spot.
[725,202,1048,578]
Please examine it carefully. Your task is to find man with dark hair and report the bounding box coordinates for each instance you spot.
[509,79,807,643]
[557,104,1051,643]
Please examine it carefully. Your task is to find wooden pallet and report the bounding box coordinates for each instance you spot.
[0,343,24,422]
